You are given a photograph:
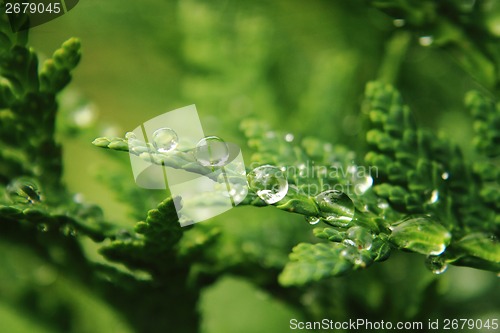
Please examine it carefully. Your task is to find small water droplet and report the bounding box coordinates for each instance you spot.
[284,133,294,142]
[306,216,321,225]
[61,224,78,237]
[427,189,439,204]
[346,226,373,250]
[152,128,179,153]
[441,172,449,180]
[195,136,229,167]
[377,199,389,210]
[425,255,448,275]
[37,223,49,232]
[340,246,365,266]
[247,165,288,204]
[315,190,355,226]
[7,178,42,204]
[419,36,434,47]
[393,19,405,28]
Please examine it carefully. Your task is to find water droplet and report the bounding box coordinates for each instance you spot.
[284,133,294,142]
[152,127,178,153]
[7,178,42,204]
[195,136,229,167]
[306,216,321,225]
[348,164,373,194]
[419,36,434,47]
[377,199,389,210]
[354,176,373,194]
[346,226,373,250]
[37,223,49,232]
[340,246,365,266]
[393,19,405,28]
[315,190,355,226]
[61,224,78,237]
[247,165,288,204]
[441,172,449,180]
[425,256,448,275]
[427,189,439,204]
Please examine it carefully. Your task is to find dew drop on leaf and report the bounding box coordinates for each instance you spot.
[247,165,288,204]
[7,178,42,204]
[305,216,321,225]
[152,127,179,153]
[346,226,373,250]
[315,190,355,226]
[441,172,449,180]
[195,136,229,167]
[340,246,365,266]
[425,255,448,275]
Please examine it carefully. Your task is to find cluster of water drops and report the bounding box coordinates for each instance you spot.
[127,128,231,168]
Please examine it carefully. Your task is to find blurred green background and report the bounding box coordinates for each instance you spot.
[1,0,498,332]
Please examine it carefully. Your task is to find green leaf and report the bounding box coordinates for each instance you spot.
[279,243,355,286]
[389,215,451,256]
[454,233,500,263]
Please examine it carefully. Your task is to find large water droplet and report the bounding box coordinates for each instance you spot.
[7,178,42,204]
[306,216,321,225]
[315,190,355,226]
[247,165,288,204]
[152,128,178,153]
[425,255,448,275]
[441,172,449,180]
[195,136,229,167]
[346,226,373,250]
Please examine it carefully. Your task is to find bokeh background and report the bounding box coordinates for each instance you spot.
[1,0,499,332]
